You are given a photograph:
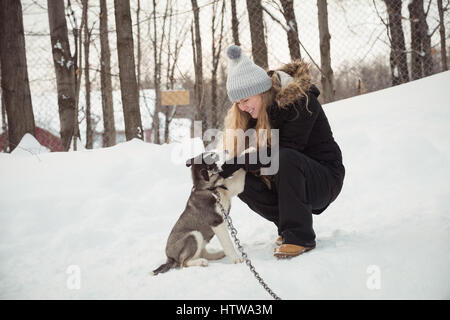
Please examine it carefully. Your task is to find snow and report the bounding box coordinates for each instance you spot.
[53,40,63,51]
[288,20,296,32]
[10,133,50,156]
[0,71,449,299]
[57,56,65,67]
[393,65,398,78]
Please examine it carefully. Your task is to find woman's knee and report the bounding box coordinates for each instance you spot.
[239,173,277,204]
[277,148,306,174]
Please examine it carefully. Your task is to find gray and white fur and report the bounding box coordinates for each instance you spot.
[151,153,245,275]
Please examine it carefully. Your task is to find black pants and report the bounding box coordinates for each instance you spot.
[238,148,334,247]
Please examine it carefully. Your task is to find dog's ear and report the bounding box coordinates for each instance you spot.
[200,168,210,181]
[186,157,194,167]
[203,152,219,165]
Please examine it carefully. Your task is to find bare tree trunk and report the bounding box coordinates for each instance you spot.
[158,3,169,143]
[408,0,422,79]
[136,0,141,94]
[317,0,334,103]
[437,0,447,71]
[419,0,433,76]
[1,85,9,152]
[246,0,268,69]
[191,0,206,134]
[384,0,409,85]
[151,0,161,144]
[99,0,116,147]
[210,1,226,129]
[163,1,173,144]
[114,0,143,141]
[280,0,301,61]
[0,0,36,152]
[151,0,169,144]
[230,0,240,46]
[162,0,188,143]
[71,0,86,152]
[47,0,78,151]
[83,0,93,149]
[164,0,174,144]
[408,0,433,78]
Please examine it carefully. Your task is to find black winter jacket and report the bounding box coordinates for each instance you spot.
[222,60,345,211]
[264,84,345,206]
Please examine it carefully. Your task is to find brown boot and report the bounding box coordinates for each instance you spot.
[273,244,315,258]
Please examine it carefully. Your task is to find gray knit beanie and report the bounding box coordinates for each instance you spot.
[226,45,272,102]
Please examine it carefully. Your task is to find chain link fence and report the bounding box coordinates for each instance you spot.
[1,0,449,151]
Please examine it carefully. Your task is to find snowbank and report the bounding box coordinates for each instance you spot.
[10,133,50,156]
[0,72,449,299]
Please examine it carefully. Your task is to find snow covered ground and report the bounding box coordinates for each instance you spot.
[0,71,449,299]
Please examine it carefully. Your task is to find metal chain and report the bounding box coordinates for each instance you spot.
[213,189,281,300]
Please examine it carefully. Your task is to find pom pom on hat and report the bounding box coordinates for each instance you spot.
[225,45,272,102]
[227,45,242,60]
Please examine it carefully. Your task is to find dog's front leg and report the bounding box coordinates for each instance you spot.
[225,168,246,196]
[212,222,243,264]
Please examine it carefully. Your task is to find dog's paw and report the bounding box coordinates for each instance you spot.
[185,258,209,267]
[231,256,244,264]
[199,258,209,267]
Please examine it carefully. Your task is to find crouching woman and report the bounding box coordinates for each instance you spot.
[217,45,345,258]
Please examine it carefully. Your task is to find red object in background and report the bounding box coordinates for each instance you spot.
[0,127,63,152]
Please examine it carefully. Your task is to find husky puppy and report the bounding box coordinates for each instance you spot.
[151,152,245,275]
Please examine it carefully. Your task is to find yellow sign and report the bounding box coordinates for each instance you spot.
[161,90,190,106]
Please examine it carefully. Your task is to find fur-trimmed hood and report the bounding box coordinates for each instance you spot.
[268,59,318,108]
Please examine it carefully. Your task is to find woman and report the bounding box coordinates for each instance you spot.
[217,45,345,258]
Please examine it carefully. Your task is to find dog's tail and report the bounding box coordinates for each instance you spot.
[149,258,177,276]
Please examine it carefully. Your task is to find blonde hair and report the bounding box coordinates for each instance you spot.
[222,87,277,158]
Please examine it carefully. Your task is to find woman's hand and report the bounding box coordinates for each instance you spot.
[219,150,272,178]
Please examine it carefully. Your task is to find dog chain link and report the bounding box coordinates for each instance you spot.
[213,189,281,300]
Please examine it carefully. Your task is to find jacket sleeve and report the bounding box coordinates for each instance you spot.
[280,92,321,151]
[219,148,272,178]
